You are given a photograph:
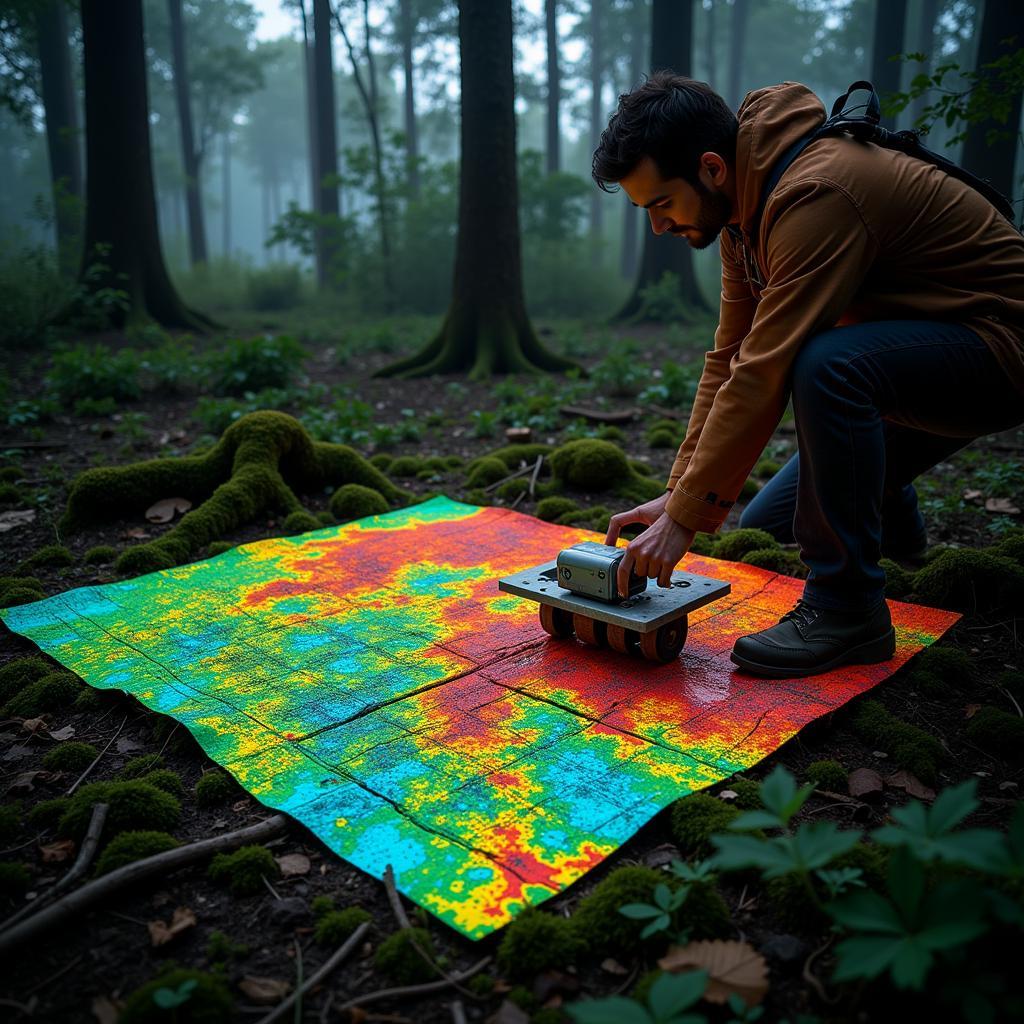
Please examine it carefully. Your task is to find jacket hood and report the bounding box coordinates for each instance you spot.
[734,82,826,237]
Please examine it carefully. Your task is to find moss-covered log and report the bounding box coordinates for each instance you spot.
[60,411,410,575]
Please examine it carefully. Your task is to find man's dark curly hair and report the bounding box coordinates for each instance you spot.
[592,71,738,193]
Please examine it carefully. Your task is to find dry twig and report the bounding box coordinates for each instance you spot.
[335,956,492,1013]
[66,714,127,796]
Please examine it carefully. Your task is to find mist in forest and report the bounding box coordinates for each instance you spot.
[0,0,1020,325]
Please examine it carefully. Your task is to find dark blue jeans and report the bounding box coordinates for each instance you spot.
[738,320,1023,613]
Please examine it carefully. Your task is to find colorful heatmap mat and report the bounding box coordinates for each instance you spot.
[0,497,959,938]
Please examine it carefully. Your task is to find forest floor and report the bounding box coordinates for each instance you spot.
[0,310,1021,1023]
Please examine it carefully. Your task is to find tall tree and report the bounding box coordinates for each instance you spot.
[909,0,939,129]
[545,0,559,175]
[166,0,206,264]
[870,0,907,128]
[296,0,319,216]
[398,0,420,195]
[35,0,83,273]
[726,0,749,110]
[376,0,576,378]
[312,0,340,286]
[616,0,708,321]
[620,0,646,280]
[72,0,210,329]
[589,0,605,265]
[960,1,1024,203]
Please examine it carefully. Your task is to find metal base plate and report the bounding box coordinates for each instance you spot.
[498,560,731,634]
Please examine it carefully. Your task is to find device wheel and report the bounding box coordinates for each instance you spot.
[573,614,607,647]
[639,616,689,663]
[539,603,573,639]
[606,623,639,654]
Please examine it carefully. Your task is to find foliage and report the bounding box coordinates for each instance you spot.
[208,334,306,396]
[45,343,141,409]
[119,966,233,1024]
[567,969,709,1024]
[245,263,305,311]
[206,843,277,896]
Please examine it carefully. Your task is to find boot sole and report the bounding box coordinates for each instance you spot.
[729,627,897,679]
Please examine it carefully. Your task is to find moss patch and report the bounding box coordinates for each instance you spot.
[851,700,945,784]
[374,926,436,984]
[550,439,630,490]
[570,865,667,956]
[315,906,372,946]
[94,830,180,876]
[15,544,74,575]
[118,967,233,1024]
[714,528,780,562]
[329,482,390,523]
[42,741,99,773]
[536,496,579,522]
[0,861,31,898]
[207,844,277,896]
[0,574,45,607]
[58,780,181,840]
[59,411,409,576]
[83,545,118,565]
[0,656,52,706]
[121,753,165,779]
[911,548,1024,613]
[3,670,82,717]
[965,706,1024,762]
[670,792,739,857]
[465,456,508,489]
[806,759,848,791]
[195,770,237,807]
[282,509,320,534]
[496,907,583,979]
[740,547,807,578]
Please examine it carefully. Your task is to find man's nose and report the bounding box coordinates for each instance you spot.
[648,209,670,235]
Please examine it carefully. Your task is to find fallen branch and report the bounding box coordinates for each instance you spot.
[67,714,127,796]
[0,801,108,932]
[0,814,288,955]
[559,405,638,424]
[334,956,492,1013]
[527,455,543,499]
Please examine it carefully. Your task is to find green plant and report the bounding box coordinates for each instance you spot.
[567,968,709,1024]
[207,844,277,896]
[245,263,305,310]
[42,741,99,773]
[806,760,848,791]
[374,926,436,984]
[315,906,372,946]
[537,496,579,522]
[209,335,306,396]
[571,866,671,956]
[140,769,185,797]
[3,670,82,716]
[118,967,233,1023]
[27,796,71,831]
[670,793,739,857]
[195,771,237,809]
[94,830,180,876]
[205,928,250,964]
[46,342,140,408]
[83,545,118,565]
[713,529,780,561]
[15,544,74,574]
[851,700,945,784]
[550,439,629,490]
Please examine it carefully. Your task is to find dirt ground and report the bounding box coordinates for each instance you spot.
[0,320,1021,1022]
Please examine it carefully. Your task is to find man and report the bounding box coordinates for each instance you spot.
[594,72,1024,679]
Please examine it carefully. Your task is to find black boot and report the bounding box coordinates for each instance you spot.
[730,599,895,678]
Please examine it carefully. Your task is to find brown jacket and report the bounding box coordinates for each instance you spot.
[664,81,1024,535]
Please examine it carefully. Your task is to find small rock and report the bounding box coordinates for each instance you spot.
[642,843,681,869]
[999,781,1018,792]
[761,933,807,963]
[266,897,309,928]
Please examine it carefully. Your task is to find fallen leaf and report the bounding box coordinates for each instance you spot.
[145,496,193,524]
[962,489,983,502]
[122,527,149,540]
[847,767,884,799]
[147,906,197,947]
[238,976,291,1005]
[486,1001,531,1024]
[49,725,76,741]
[718,789,739,801]
[964,704,982,719]
[885,770,935,802]
[275,852,310,877]
[231,798,252,813]
[7,770,44,794]
[91,995,122,1024]
[0,508,36,531]
[659,939,769,1006]
[22,717,48,734]
[115,736,143,754]
[39,838,76,863]
[985,497,1021,515]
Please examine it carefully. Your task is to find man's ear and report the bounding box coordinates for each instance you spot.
[700,152,728,186]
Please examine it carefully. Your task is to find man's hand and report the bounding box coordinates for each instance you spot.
[605,494,696,596]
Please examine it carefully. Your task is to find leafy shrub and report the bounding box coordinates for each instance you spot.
[46,343,141,408]
[245,263,304,311]
[209,335,306,396]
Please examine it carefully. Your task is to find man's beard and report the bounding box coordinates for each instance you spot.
[672,179,732,249]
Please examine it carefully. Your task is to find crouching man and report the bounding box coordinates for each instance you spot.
[595,72,1024,678]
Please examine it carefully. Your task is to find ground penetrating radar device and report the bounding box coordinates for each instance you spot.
[498,542,731,664]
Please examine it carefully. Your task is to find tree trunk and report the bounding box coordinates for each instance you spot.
[727,0,749,110]
[299,0,320,216]
[70,0,211,330]
[616,0,708,321]
[909,0,939,129]
[222,130,231,257]
[375,0,577,379]
[870,0,907,128]
[312,0,340,287]
[167,0,207,265]
[705,0,716,85]
[960,2,1024,204]
[545,0,560,174]
[399,0,420,196]
[589,0,604,266]
[35,0,83,275]
[619,0,646,280]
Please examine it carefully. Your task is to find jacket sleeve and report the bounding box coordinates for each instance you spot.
[664,180,878,533]
[666,231,758,491]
